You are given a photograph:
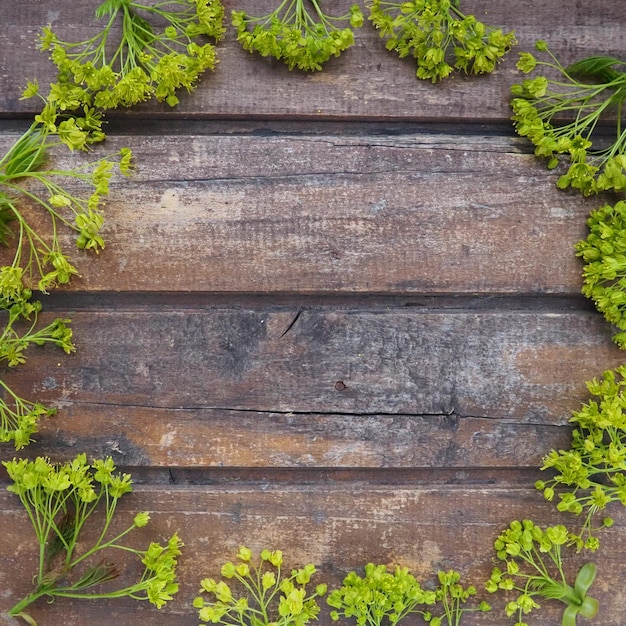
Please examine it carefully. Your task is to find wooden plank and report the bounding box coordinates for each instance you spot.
[4,309,623,435]
[0,132,601,294]
[24,406,573,469]
[0,1,623,120]
[1,485,625,625]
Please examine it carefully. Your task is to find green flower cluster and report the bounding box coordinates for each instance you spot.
[486,520,598,626]
[194,547,327,625]
[0,297,73,448]
[3,454,182,621]
[368,0,516,82]
[511,41,626,196]
[0,120,131,450]
[232,1,364,72]
[0,123,133,300]
[327,563,436,625]
[22,84,106,150]
[0,299,73,367]
[0,386,53,451]
[0,123,129,446]
[576,200,626,348]
[536,365,626,549]
[327,563,489,626]
[429,570,490,626]
[34,0,224,110]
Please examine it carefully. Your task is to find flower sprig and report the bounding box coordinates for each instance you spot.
[0,296,73,448]
[427,570,490,625]
[486,520,598,626]
[232,1,364,72]
[536,365,626,550]
[4,454,182,622]
[368,0,516,82]
[22,82,106,152]
[0,384,55,451]
[511,41,626,196]
[0,297,74,366]
[33,0,224,111]
[327,563,436,625]
[0,122,133,301]
[194,547,327,625]
[576,200,626,348]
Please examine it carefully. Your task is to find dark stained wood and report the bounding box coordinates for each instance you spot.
[24,406,573,469]
[0,132,603,294]
[1,486,625,625]
[4,308,623,428]
[0,1,624,120]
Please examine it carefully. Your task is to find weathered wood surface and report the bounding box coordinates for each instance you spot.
[1,1,624,120]
[2,486,626,625]
[6,308,624,422]
[2,1,626,625]
[21,406,573,469]
[2,305,622,475]
[0,131,602,294]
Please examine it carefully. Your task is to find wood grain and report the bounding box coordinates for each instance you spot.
[21,405,573,469]
[0,132,602,294]
[3,308,623,433]
[1,485,625,625]
[0,1,624,120]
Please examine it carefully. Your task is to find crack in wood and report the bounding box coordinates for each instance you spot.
[51,401,570,427]
[279,308,303,338]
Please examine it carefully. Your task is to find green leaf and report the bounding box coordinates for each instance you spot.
[46,511,76,563]
[573,562,596,598]
[579,595,600,619]
[3,129,46,177]
[95,0,127,19]
[129,12,155,49]
[567,55,625,83]
[562,603,579,626]
[72,559,120,589]
[0,196,16,246]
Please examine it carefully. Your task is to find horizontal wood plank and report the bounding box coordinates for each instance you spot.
[1,485,625,625]
[23,406,573,469]
[3,309,623,443]
[0,132,602,294]
[0,1,623,120]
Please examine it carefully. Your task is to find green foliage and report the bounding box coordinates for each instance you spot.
[232,1,364,72]
[0,383,55,452]
[0,298,73,367]
[327,564,488,626]
[33,0,224,111]
[194,547,327,625]
[536,365,626,549]
[576,200,626,348]
[428,570,491,626]
[0,296,73,449]
[486,520,598,626]
[511,41,626,196]
[0,122,133,301]
[327,563,436,625]
[368,0,516,82]
[4,454,182,622]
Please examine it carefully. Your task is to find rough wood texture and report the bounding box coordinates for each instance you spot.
[2,486,626,625]
[5,308,624,423]
[2,1,626,625]
[0,132,601,294]
[24,406,573,469]
[1,1,624,120]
